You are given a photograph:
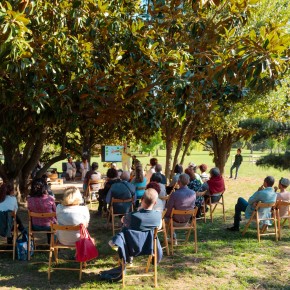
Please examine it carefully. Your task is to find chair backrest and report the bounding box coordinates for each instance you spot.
[161,209,167,219]
[170,208,198,224]
[255,201,276,209]
[111,197,134,214]
[51,224,80,232]
[136,186,146,191]
[29,211,56,219]
[275,200,290,217]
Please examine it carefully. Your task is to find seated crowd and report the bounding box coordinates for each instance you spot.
[1,158,290,271]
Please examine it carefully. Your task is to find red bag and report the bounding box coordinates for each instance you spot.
[75,224,99,262]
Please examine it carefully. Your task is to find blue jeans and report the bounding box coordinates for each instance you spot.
[234,197,248,228]
[32,225,51,244]
[230,164,240,178]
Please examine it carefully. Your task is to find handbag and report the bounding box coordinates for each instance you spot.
[16,231,34,261]
[75,224,98,262]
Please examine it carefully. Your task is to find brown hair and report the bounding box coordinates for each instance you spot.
[0,183,14,203]
[134,164,144,183]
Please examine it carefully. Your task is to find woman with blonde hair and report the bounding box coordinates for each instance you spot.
[56,187,90,245]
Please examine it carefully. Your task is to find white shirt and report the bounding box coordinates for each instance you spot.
[0,195,18,212]
[56,204,90,246]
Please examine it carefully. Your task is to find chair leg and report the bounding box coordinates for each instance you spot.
[194,228,197,253]
[242,219,252,236]
[162,220,169,256]
[13,228,17,261]
[222,196,226,222]
[170,223,174,255]
[28,233,31,261]
[122,259,125,288]
[48,247,53,280]
[277,216,281,240]
[79,262,83,281]
[154,238,158,288]
[112,214,115,236]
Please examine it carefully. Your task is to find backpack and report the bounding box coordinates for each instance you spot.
[98,266,123,283]
[16,231,34,261]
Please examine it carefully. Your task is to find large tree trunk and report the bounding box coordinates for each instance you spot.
[211,133,233,175]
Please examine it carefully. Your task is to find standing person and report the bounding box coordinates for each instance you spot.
[122,142,131,172]
[227,176,276,232]
[66,156,77,181]
[80,156,89,181]
[27,178,56,243]
[230,148,243,179]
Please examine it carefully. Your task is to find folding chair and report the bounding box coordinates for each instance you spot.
[157,209,169,256]
[169,207,198,255]
[242,201,278,242]
[118,228,159,288]
[0,211,17,260]
[275,200,290,240]
[107,198,134,235]
[196,190,207,223]
[205,191,225,222]
[48,224,83,281]
[85,179,104,209]
[28,211,56,260]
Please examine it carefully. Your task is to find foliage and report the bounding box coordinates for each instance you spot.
[256,151,290,171]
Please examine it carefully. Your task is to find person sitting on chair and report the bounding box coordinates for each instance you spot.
[151,164,167,185]
[66,156,77,181]
[200,167,225,203]
[227,176,277,232]
[275,177,290,217]
[0,183,26,243]
[122,188,162,231]
[83,162,102,201]
[165,173,196,243]
[106,171,135,215]
[27,178,56,244]
[80,156,89,181]
[56,187,90,245]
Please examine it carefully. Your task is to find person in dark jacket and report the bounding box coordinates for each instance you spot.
[230,148,243,179]
[106,171,135,214]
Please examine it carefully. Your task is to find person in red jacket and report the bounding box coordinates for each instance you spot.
[199,167,225,203]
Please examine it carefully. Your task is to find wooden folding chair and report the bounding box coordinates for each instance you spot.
[275,200,290,240]
[121,228,158,288]
[86,179,104,209]
[157,209,169,256]
[196,190,207,223]
[169,208,198,255]
[242,201,278,242]
[28,211,56,260]
[205,191,225,222]
[107,198,134,235]
[0,211,17,260]
[48,224,83,281]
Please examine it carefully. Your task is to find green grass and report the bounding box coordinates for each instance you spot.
[1,150,290,289]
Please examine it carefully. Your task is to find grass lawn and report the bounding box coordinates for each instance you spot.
[1,150,290,289]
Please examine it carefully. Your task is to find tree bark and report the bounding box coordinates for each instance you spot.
[180,121,197,165]
[165,123,173,180]
[171,119,192,179]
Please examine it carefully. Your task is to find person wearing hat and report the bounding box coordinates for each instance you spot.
[276,178,290,217]
[227,176,277,232]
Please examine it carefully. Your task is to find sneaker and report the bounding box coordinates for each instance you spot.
[226,226,239,232]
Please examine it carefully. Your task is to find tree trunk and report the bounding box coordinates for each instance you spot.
[180,122,196,165]
[171,119,191,179]
[211,133,233,175]
[165,123,173,180]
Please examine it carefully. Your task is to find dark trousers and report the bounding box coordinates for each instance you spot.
[234,197,248,228]
[7,214,25,244]
[230,164,240,178]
